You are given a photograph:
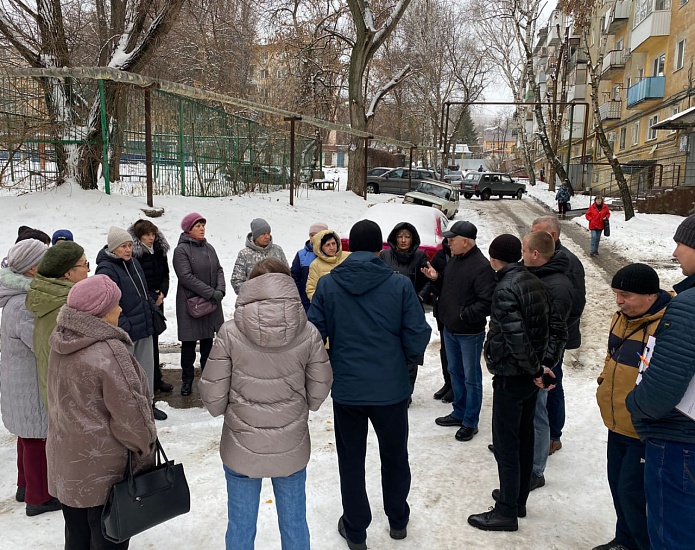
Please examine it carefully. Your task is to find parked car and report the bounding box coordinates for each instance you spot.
[443,170,464,186]
[367,166,393,177]
[460,171,526,200]
[341,203,448,260]
[366,167,440,195]
[403,180,459,219]
[229,163,288,186]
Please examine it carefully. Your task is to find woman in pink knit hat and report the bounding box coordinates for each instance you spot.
[47,275,156,549]
[173,213,226,396]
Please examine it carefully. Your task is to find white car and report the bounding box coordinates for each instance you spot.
[403,180,459,219]
[341,203,449,260]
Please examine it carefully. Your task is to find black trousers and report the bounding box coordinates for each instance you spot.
[607,430,649,550]
[437,318,451,387]
[152,331,163,389]
[333,399,411,544]
[180,338,213,384]
[62,504,129,550]
[491,375,538,518]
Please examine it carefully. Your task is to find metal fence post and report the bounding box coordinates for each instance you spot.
[98,79,110,194]
[178,99,186,196]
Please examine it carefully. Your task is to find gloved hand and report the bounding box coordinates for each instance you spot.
[211,290,224,305]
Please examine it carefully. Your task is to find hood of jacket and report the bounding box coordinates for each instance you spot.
[329,252,393,296]
[311,229,345,264]
[25,273,74,319]
[235,273,306,348]
[177,231,208,248]
[245,232,276,253]
[51,305,133,356]
[128,225,170,258]
[526,249,570,279]
[0,268,31,307]
[386,221,422,253]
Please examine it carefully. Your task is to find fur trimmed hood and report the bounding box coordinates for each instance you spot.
[128,224,170,258]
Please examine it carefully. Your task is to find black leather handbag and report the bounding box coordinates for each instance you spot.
[101,439,190,544]
[150,302,167,336]
[603,218,611,237]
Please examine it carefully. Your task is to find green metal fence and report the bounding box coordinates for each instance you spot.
[0,72,316,196]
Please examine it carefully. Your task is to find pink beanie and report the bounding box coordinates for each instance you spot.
[309,222,329,236]
[67,275,122,318]
[181,213,206,233]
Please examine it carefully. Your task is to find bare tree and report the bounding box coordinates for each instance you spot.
[0,0,185,189]
[558,0,634,219]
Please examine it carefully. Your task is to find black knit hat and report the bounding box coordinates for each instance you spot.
[489,234,522,263]
[349,220,383,252]
[674,214,695,249]
[611,263,659,295]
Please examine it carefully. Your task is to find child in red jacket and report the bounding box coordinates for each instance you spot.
[585,196,611,256]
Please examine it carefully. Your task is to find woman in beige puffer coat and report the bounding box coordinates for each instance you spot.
[305,229,349,301]
[199,258,332,550]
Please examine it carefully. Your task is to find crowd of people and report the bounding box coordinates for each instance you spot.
[1,209,694,550]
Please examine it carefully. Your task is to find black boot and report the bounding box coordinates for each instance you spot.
[433,383,451,400]
[441,388,454,403]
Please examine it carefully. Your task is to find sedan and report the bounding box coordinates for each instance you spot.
[403,180,459,219]
[341,203,449,260]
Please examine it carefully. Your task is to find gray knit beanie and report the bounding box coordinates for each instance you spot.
[674,214,695,250]
[7,239,49,274]
[107,226,133,252]
[250,218,271,241]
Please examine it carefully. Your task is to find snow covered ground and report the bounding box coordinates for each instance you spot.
[0,171,687,548]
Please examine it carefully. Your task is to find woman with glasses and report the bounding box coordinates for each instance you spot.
[26,241,89,411]
[95,227,166,421]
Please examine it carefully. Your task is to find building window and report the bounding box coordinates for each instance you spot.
[652,54,665,76]
[276,69,286,79]
[612,85,621,100]
[619,127,627,149]
[632,121,640,145]
[648,115,659,140]
[260,69,268,79]
[670,106,680,134]
[676,39,686,70]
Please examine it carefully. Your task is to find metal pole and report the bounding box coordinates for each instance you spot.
[565,103,575,183]
[178,99,186,196]
[98,79,110,195]
[284,116,301,206]
[441,102,450,180]
[144,87,153,208]
[364,137,370,200]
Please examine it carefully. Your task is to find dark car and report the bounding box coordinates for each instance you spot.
[367,166,393,177]
[229,163,288,187]
[460,171,526,200]
[366,167,440,195]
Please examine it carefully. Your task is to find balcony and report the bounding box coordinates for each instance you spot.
[601,50,627,79]
[567,84,587,101]
[627,76,665,108]
[630,10,671,52]
[599,100,622,121]
[604,1,630,35]
[547,25,561,46]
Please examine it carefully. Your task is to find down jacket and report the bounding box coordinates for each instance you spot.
[128,225,170,301]
[173,232,226,342]
[526,251,572,367]
[484,263,560,378]
[308,251,431,406]
[95,247,154,342]
[230,233,288,294]
[199,273,332,478]
[597,290,671,439]
[586,202,611,230]
[379,222,430,294]
[626,273,695,444]
[25,273,75,407]
[0,268,48,439]
[305,230,350,301]
[47,306,156,508]
[290,241,316,311]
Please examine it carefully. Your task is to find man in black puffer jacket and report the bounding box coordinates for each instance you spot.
[468,234,564,532]
[522,231,572,491]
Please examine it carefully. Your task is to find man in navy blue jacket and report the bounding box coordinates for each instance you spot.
[626,214,695,550]
[309,220,431,550]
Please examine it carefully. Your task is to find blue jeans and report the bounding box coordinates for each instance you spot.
[532,389,550,477]
[443,330,485,428]
[224,466,310,550]
[590,229,602,253]
[644,438,695,549]
[607,431,649,550]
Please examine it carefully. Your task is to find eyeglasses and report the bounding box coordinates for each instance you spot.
[73,261,90,270]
